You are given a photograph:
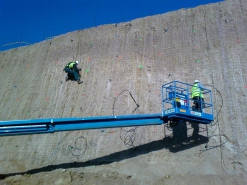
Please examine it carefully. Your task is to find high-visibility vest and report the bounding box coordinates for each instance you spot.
[66,62,76,69]
[191,83,203,98]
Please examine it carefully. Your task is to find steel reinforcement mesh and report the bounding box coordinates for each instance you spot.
[1,0,247,174]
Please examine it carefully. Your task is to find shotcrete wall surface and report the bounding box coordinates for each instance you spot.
[1,0,247,183]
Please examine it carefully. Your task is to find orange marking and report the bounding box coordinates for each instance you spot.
[46,97,49,101]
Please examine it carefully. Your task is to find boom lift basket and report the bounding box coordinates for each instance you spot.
[162,81,214,125]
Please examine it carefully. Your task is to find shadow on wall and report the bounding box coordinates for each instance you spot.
[0,126,208,179]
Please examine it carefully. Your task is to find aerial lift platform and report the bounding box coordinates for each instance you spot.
[0,81,214,137]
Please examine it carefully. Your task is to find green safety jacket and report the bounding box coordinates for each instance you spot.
[191,83,204,98]
[66,62,76,69]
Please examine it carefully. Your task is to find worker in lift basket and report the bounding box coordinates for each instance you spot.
[63,61,83,84]
[191,80,204,112]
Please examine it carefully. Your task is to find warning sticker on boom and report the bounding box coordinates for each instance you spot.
[180,109,186,113]
[191,111,202,116]
[165,108,175,114]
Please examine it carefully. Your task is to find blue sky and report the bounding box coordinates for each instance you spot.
[0,0,221,51]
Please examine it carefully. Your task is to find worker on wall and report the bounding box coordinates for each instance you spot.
[191,80,204,112]
[63,61,83,84]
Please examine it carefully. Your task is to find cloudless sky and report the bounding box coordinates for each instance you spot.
[0,0,222,51]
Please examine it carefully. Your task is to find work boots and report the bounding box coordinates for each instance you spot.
[78,79,83,84]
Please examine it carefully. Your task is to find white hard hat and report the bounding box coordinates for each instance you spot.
[76,61,79,64]
[194,80,199,83]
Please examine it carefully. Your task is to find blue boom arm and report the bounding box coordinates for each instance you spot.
[0,114,163,136]
[0,81,214,137]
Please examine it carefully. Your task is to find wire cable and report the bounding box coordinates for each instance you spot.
[112,90,140,116]
[112,90,140,148]
[199,84,247,172]
[204,84,223,127]
[68,136,87,157]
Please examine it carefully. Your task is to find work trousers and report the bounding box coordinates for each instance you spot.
[65,68,79,81]
[192,96,204,112]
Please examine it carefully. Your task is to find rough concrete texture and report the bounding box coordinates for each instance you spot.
[1,0,247,184]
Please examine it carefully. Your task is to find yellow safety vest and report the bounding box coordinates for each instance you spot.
[66,62,76,69]
[191,83,203,98]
